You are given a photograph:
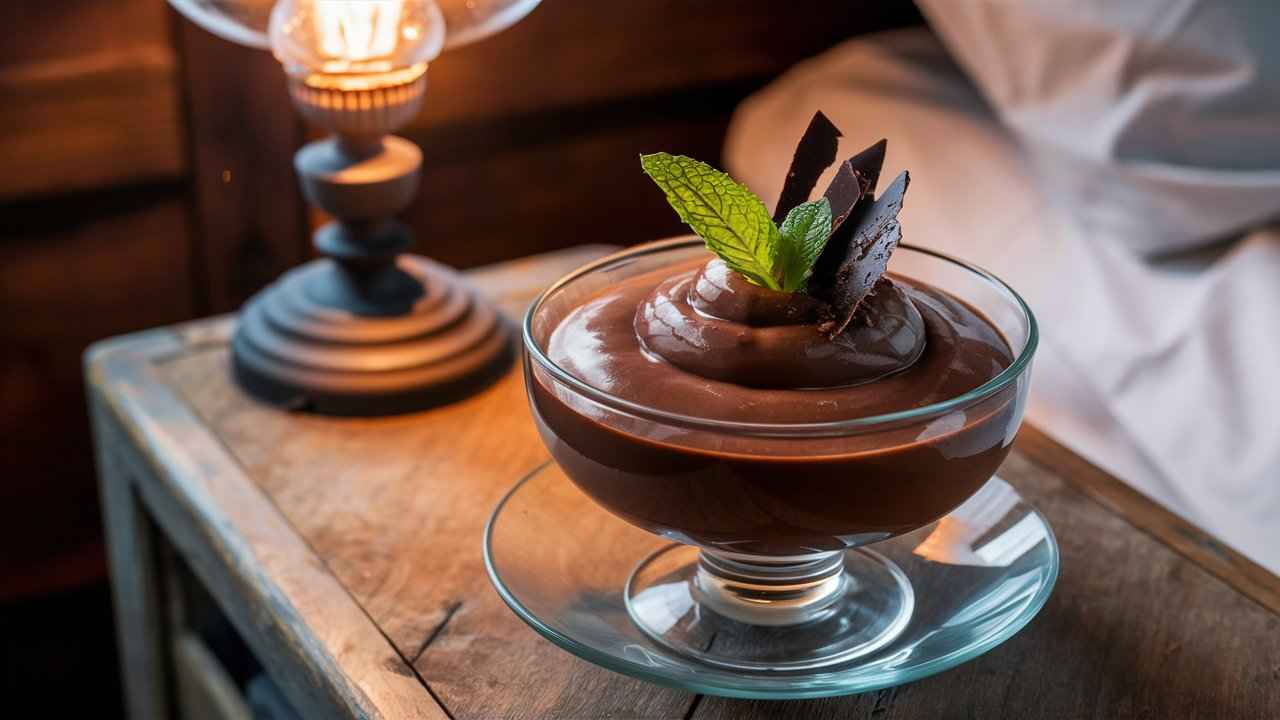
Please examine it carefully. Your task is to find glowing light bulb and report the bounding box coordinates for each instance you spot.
[315,1,402,62]
[165,0,544,53]
[269,0,445,89]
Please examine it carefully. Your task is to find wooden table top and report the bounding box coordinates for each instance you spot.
[87,245,1280,719]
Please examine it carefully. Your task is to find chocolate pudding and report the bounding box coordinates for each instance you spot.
[526,118,1028,556]
[526,252,1019,556]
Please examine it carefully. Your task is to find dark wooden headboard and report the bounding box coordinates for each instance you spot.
[0,0,922,597]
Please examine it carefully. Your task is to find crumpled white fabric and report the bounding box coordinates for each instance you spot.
[724,6,1280,572]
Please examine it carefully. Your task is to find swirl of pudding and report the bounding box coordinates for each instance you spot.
[634,258,926,389]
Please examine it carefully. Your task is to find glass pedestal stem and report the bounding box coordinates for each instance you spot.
[693,550,848,626]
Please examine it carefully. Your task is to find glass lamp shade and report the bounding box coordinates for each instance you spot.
[167,0,275,49]
[437,0,543,49]
[166,0,542,52]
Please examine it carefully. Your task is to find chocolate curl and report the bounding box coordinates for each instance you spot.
[772,111,842,223]
[811,170,911,337]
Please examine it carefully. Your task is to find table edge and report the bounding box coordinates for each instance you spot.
[87,329,446,720]
[1015,425,1279,615]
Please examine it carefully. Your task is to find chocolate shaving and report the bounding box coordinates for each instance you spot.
[810,170,911,337]
[772,111,842,223]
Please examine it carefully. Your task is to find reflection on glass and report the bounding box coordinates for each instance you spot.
[914,478,1050,567]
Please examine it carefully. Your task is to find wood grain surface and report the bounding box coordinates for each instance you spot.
[1016,426,1280,617]
[697,450,1280,719]
[92,246,1280,719]
[91,329,448,720]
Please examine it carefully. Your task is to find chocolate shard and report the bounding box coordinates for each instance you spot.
[810,170,910,337]
[846,138,887,198]
[772,111,842,223]
[822,162,863,234]
[821,139,890,239]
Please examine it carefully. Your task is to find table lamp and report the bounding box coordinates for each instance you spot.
[167,0,542,415]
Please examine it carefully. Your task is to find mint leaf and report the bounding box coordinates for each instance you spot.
[777,198,833,292]
[640,153,782,290]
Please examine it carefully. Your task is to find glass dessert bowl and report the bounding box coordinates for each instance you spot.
[517,237,1039,672]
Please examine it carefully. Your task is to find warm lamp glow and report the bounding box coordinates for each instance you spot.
[166,0,543,53]
[316,1,403,63]
[270,0,445,87]
[161,0,541,416]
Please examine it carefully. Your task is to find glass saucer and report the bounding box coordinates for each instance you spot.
[484,463,1059,699]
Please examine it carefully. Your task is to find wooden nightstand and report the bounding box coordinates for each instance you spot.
[88,245,1280,720]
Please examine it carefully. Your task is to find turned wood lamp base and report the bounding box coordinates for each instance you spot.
[231,74,513,416]
[232,255,512,415]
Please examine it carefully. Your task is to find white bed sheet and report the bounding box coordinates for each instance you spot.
[724,25,1280,572]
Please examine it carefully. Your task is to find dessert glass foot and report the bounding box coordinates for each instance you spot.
[485,463,1058,699]
[626,544,914,671]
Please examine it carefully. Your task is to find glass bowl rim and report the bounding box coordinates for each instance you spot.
[522,236,1039,437]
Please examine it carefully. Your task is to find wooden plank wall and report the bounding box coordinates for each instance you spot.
[0,0,193,598]
[0,2,186,199]
[0,0,922,598]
